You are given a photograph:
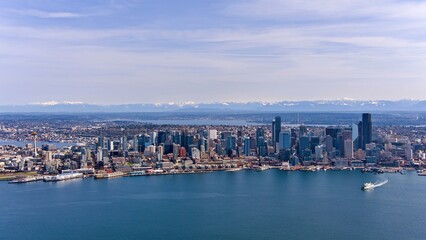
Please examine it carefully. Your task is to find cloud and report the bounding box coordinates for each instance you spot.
[225,0,426,20]
[6,9,84,19]
[1,1,426,103]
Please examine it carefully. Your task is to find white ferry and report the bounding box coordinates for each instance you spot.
[9,176,43,184]
[226,167,243,172]
[362,182,375,190]
[254,165,270,171]
[43,172,83,182]
[362,179,388,190]
[94,171,125,179]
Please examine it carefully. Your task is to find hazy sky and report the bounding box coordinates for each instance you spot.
[1,0,426,104]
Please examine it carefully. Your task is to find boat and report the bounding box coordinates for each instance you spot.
[418,172,426,176]
[254,165,270,171]
[94,171,125,179]
[128,171,146,177]
[362,179,388,190]
[9,176,43,184]
[43,172,83,182]
[226,167,242,172]
[362,182,375,190]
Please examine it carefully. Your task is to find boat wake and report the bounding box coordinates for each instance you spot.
[373,179,388,187]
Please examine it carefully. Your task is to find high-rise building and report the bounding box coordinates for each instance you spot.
[257,137,267,157]
[226,135,237,151]
[273,116,281,152]
[97,136,104,149]
[325,135,334,153]
[299,136,310,154]
[357,121,363,150]
[344,139,353,159]
[244,137,251,156]
[44,151,52,163]
[179,147,187,157]
[314,145,323,160]
[32,131,38,157]
[173,144,180,159]
[121,136,127,151]
[157,131,167,146]
[351,123,359,150]
[97,147,103,163]
[299,125,307,136]
[278,131,291,150]
[151,132,157,146]
[272,120,275,150]
[208,129,217,140]
[362,113,372,150]
[132,135,138,151]
[157,145,164,162]
[256,128,264,145]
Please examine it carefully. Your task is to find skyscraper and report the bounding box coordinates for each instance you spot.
[275,116,281,143]
[244,137,251,156]
[357,121,363,150]
[256,127,264,147]
[278,131,291,150]
[344,139,353,159]
[272,119,275,151]
[362,113,372,150]
[273,116,281,152]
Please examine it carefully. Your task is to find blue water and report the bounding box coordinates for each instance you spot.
[1,170,425,240]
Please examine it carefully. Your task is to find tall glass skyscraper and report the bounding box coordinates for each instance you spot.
[273,116,281,152]
[362,113,372,150]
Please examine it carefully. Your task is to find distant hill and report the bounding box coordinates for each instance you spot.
[1,100,426,113]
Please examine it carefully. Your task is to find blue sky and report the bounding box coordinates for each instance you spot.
[1,0,426,104]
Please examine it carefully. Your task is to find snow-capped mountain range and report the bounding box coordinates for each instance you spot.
[1,100,426,112]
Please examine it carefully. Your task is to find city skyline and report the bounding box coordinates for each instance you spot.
[1,0,426,104]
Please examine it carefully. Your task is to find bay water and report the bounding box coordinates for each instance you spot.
[1,170,425,240]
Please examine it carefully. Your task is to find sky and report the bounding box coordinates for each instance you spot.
[1,0,426,105]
